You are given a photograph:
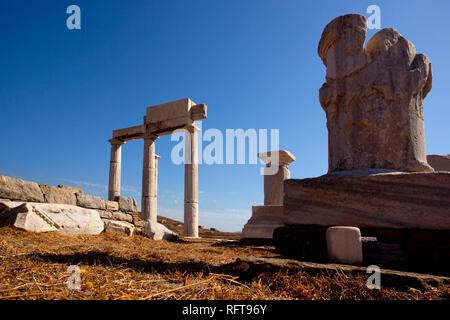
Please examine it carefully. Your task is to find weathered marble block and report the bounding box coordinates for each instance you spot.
[40,185,77,206]
[326,226,363,265]
[283,171,450,230]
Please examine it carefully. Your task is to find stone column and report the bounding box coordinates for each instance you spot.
[259,150,296,206]
[184,125,199,238]
[108,139,125,201]
[155,154,160,198]
[142,133,158,222]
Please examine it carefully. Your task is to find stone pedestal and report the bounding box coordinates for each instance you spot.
[184,125,199,238]
[108,139,125,201]
[242,206,284,239]
[242,150,295,239]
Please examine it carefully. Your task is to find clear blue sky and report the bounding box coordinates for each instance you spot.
[1,1,449,232]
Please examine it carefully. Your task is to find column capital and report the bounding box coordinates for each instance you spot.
[155,154,161,160]
[183,125,200,133]
[258,150,296,167]
[144,132,159,141]
[109,138,125,145]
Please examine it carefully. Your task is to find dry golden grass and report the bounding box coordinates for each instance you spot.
[0,227,448,300]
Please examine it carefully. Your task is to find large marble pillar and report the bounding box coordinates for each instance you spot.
[108,139,125,201]
[184,125,199,238]
[142,133,158,222]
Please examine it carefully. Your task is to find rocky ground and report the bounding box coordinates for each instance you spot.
[0,223,448,300]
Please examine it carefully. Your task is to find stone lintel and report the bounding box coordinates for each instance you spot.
[112,125,145,142]
[108,138,125,145]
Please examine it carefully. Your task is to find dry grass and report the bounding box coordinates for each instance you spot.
[0,227,448,300]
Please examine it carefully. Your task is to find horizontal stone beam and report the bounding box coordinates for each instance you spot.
[112,125,145,142]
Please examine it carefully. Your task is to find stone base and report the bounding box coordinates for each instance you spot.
[284,171,450,230]
[241,206,284,239]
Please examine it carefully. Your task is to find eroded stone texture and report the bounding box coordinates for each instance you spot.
[144,220,178,241]
[103,219,134,236]
[115,196,138,213]
[0,175,44,203]
[40,185,77,206]
[76,193,106,210]
[318,14,433,173]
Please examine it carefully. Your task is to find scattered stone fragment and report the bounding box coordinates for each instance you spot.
[144,220,178,241]
[326,226,363,265]
[104,219,134,236]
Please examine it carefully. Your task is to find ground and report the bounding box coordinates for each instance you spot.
[0,226,448,300]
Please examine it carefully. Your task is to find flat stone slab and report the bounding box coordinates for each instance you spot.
[0,175,44,203]
[0,202,104,235]
[231,257,450,290]
[283,171,450,230]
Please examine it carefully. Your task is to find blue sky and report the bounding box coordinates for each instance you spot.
[1,0,449,232]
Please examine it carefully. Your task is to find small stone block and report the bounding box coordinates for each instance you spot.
[105,200,119,211]
[326,226,363,265]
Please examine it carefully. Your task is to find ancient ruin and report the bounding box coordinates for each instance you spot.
[318,14,433,173]
[274,14,450,272]
[108,98,207,238]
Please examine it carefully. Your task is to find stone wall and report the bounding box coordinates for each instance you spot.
[0,174,145,236]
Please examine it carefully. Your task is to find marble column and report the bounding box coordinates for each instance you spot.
[184,125,199,237]
[108,139,125,201]
[142,133,158,222]
[155,154,160,198]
